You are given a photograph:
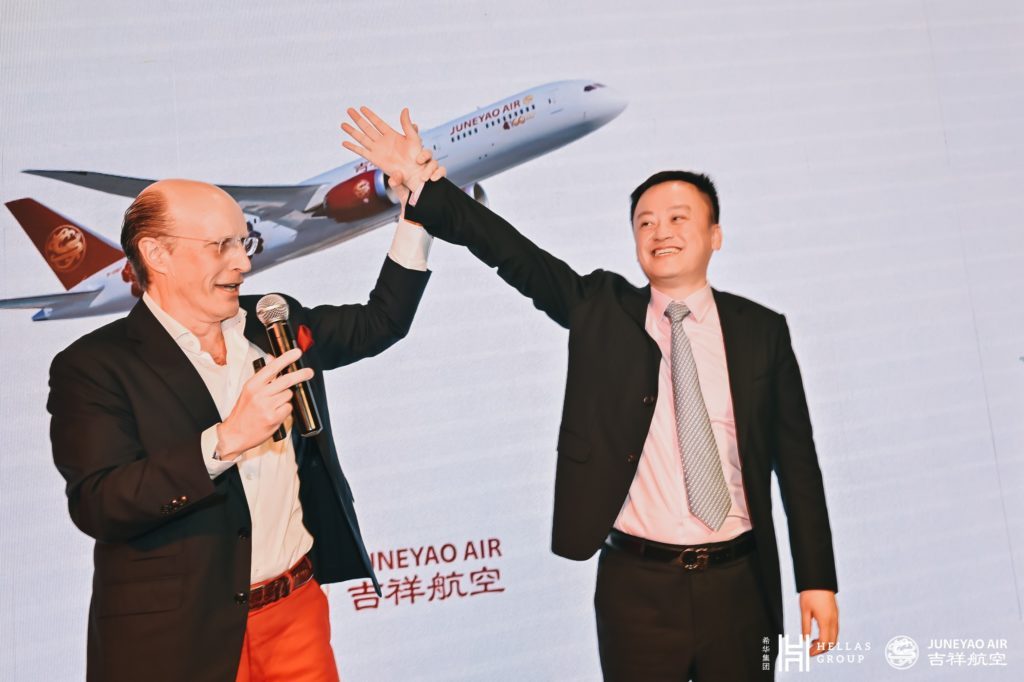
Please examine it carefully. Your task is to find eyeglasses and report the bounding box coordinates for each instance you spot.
[163,233,263,257]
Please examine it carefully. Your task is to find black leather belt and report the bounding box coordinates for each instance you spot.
[605,528,755,571]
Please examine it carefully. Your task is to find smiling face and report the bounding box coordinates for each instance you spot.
[632,180,721,296]
[141,180,251,329]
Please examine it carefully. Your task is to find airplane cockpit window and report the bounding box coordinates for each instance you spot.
[583,83,606,92]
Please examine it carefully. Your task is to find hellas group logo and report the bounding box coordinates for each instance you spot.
[45,224,87,272]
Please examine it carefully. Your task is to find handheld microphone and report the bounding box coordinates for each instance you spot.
[255,294,322,438]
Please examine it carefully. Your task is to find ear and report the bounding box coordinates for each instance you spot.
[139,236,170,279]
[710,223,723,251]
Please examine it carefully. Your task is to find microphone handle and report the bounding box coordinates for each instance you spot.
[265,320,323,437]
[251,357,287,442]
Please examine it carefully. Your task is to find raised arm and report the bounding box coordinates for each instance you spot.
[341,106,595,328]
[299,254,431,370]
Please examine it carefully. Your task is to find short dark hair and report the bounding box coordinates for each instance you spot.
[629,170,720,225]
[120,190,170,291]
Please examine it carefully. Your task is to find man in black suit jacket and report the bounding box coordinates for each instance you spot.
[48,175,436,681]
[343,108,839,680]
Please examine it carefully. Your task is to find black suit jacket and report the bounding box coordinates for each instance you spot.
[47,256,429,682]
[406,179,837,634]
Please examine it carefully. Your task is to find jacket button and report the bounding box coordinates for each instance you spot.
[238,528,250,540]
[625,453,638,463]
[642,395,655,406]
[234,592,248,605]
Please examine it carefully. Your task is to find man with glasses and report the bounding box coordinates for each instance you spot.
[47,173,439,681]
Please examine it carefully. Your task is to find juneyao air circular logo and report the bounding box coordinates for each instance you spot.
[355,178,372,201]
[45,224,87,272]
[885,635,919,670]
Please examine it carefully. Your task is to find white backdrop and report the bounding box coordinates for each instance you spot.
[1,0,1023,680]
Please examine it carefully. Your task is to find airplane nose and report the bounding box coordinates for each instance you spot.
[601,87,629,119]
[587,86,628,127]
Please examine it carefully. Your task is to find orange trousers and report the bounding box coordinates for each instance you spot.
[235,578,340,682]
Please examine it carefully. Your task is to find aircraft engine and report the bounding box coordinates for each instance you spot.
[465,182,488,207]
[320,169,397,222]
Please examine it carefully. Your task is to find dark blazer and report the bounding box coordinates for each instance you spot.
[406,179,837,634]
[47,256,429,682]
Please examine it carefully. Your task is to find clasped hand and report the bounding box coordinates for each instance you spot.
[341,107,445,202]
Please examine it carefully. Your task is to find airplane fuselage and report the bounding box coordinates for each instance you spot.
[23,80,626,320]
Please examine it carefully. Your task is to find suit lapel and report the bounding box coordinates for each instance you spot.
[126,300,221,430]
[618,282,651,331]
[713,289,754,465]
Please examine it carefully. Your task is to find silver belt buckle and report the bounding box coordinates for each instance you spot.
[676,547,709,571]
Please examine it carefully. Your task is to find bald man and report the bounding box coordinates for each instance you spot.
[47,174,437,681]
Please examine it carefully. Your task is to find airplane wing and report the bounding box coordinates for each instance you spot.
[24,170,322,222]
[0,288,101,309]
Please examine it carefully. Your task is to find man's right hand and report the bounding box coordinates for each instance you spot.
[216,348,313,460]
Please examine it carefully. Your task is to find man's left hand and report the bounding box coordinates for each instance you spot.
[342,107,441,197]
[800,589,839,656]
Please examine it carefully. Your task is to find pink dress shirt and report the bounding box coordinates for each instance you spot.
[613,282,753,545]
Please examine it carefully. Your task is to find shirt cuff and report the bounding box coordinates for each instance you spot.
[201,424,237,479]
[388,219,432,271]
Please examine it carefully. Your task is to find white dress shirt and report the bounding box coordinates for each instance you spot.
[143,220,431,583]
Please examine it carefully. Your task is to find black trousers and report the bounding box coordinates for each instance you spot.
[594,541,778,681]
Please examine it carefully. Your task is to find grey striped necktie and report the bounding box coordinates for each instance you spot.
[665,301,731,531]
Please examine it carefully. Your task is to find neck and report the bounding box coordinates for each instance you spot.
[650,276,709,302]
[147,286,226,356]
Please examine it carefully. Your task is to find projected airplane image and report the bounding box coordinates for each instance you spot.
[1,80,626,320]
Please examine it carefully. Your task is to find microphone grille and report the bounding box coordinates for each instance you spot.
[256,294,289,325]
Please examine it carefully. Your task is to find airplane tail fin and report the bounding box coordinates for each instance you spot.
[5,198,124,290]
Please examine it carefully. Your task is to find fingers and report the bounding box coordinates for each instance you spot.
[400,108,421,145]
[388,171,406,188]
[269,388,295,410]
[254,349,314,394]
[258,348,303,380]
[347,106,375,136]
[430,165,446,181]
[269,366,314,392]
[360,106,396,136]
[807,612,839,656]
[821,613,839,652]
[415,148,433,164]
[341,123,370,149]
[341,141,373,163]
[274,402,293,421]
[346,106,383,141]
[341,122,372,150]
